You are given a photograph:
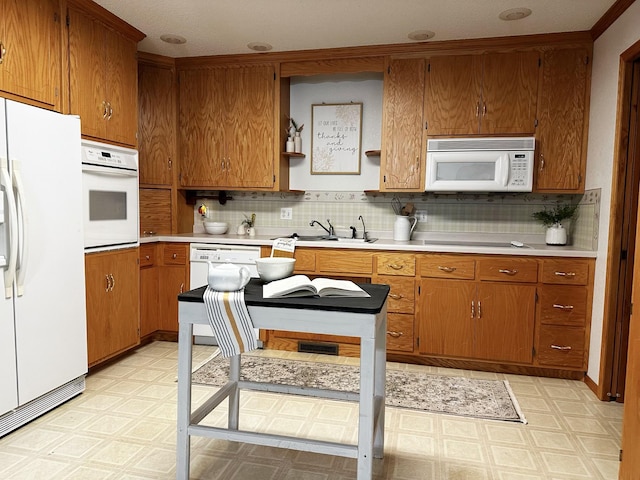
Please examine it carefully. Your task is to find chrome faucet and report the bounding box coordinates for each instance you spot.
[358,215,369,242]
[309,219,336,237]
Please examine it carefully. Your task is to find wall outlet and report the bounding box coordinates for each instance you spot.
[280,207,293,220]
[415,210,428,222]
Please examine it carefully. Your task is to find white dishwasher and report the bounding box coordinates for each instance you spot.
[189,243,261,345]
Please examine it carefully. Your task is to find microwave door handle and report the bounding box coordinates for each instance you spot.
[1,158,18,299]
[500,153,509,187]
[82,163,138,177]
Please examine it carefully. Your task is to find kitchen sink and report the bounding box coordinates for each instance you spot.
[275,234,377,243]
[423,239,531,248]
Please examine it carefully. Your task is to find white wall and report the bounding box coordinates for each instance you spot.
[288,73,383,191]
[585,1,640,383]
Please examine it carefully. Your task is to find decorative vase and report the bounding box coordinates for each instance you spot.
[285,137,294,153]
[237,224,247,235]
[294,132,302,153]
[248,227,256,237]
[545,223,567,245]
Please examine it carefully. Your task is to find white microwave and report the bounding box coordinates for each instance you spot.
[425,137,535,192]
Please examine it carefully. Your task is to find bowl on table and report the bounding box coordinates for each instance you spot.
[255,257,296,282]
[203,221,228,235]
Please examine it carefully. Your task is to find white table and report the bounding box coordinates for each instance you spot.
[176,281,389,480]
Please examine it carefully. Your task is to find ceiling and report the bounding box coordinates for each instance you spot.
[93,0,617,58]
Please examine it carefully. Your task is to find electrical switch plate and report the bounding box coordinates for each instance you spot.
[415,210,428,222]
[280,208,293,220]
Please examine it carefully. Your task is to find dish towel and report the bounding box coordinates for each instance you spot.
[203,286,257,358]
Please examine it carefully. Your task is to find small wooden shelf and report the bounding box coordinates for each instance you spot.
[365,150,381,156]
[282,152,305,158]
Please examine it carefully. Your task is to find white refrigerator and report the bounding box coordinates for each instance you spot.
[0,99,87,437]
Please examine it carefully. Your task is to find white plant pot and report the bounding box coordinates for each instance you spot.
[545,224,567,246]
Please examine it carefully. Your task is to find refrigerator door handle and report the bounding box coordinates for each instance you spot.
[1,157,18,299]
[12,160,28,297]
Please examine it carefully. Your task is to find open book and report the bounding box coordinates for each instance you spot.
[263,275,370,299]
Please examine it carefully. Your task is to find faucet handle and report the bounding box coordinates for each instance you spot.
[349,226,357,239]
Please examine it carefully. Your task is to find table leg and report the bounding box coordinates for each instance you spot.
[358,335,376,480]
[373,311,386,459]
[176,322,193,480]
[228,354,241,430]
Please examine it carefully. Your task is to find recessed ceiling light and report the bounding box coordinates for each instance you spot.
[499,7,532,21]
[247,42,273,52]
[160,34,187,45]
[408,30,435,41]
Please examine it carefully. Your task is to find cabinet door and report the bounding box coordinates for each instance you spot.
[139,188,172,235]
[424,55,482,136]
[140,264,159,338]
[68,7,107,140]
[380,58,426,190]
[480,51,539,134]
[418,279,475,358]
[139,63,175,185]
[108,249,140,354]
[105,28,138,146]
[179,68,227,187]
[535,48,589,192]
[475,283,535,363]
[0,0,59,107]
[226,65,275,188]
[159,265,187,332]
[85,253,113,365]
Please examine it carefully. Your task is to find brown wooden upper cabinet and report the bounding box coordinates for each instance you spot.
[178,65,276,189]
[68,5,141,147]
[380,58,426,191]
[0,0,60,108]
[424,52,539,136]
[535,48,590,193]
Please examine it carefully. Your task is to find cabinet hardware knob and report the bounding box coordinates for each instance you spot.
[552,303,574,310]
[554,271,576,277]
[551,344,572,351]
[438,266,456,273]
[145,255,150,260]
[172,253,178,259]
[389,293,403,300]
[388,264,403,270]
[498,269,518,275]
[386,331,403,338]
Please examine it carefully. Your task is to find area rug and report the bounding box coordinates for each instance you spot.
[192,354,527,423]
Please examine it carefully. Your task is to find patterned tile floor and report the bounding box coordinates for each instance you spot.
[0,341,624,479]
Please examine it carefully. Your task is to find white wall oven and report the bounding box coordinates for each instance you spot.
[81,140,139,251]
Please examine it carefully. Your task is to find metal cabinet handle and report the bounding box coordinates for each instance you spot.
[172,253,178,259]
[180,282,184,294]
[482,102,487,116]
[477,300,481,319]
[551,344,572,351]
[438,266,456,273]
[145,255,150,260]
[168,158,172,170]
[102,101,108,119]
[475,102,480,117]
[0,42,6,64]
[389,293,403,300]
[107,102,113,120]
[553,304,574,310]
[539,153,545,171]
[386,331,403,338]
[498,269,518,275]
[109,273,115,291]
[221,159,225,171]
[105,274,110,292]
[471,300,475,318]
[554,271,576,277]
[388,264,403,270]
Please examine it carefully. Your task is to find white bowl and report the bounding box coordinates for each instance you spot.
[255,257,296,281]
[203,221,228,235]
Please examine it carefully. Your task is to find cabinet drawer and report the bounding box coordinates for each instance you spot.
[541,259,589,285]
[419,255,475,279]
[386,313,414,353]
[478,258,538,283]
[163,244,187,265]
[140,244,156,267]
[293,249,316,272]
[316,250,372,275]
[540,286,588,327]
[375,275,414,313]
[537,325,586,369]
[376,253,415,276]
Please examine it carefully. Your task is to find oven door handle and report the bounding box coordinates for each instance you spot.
[81,163,138,177]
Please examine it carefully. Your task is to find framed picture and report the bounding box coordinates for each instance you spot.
[311,103,362,174]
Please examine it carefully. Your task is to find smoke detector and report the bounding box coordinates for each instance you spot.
[499,8,532,21]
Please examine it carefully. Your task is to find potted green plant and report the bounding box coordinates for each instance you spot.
[532,203,578,245]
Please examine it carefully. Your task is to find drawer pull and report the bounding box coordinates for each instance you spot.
[498,269,518,275]
[555,271,576,277]
[389,293,404,300]
[145,255,150,260]
[388,264,404,270]
[550,344,572,351]
[438,266,456,273]
[471,300,475,318]
[172,253,178,259]
[552,303,574,310]
[387,331,403,338]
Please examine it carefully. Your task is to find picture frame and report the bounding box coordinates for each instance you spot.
[311,103,363,175]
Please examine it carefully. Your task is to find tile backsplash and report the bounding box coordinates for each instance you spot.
[193,189,600,250]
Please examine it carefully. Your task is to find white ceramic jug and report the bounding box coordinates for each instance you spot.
[545,223,567,245]
[207,262,251,291]
[393,215,417,241]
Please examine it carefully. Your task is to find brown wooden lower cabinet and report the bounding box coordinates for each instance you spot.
[139,244,159,337]
[85,247,140,367]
